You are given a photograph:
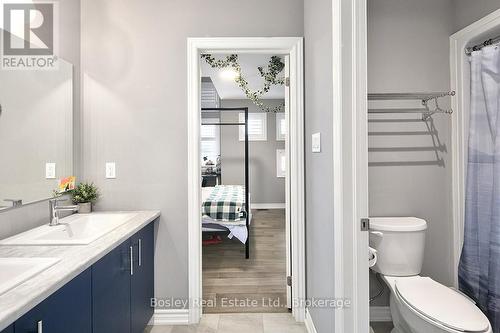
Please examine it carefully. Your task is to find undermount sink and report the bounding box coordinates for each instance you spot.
[0,213,138,246]
[0,257,60,295]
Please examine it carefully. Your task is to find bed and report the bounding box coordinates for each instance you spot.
[201,107,251,258]
[201,185,252,250]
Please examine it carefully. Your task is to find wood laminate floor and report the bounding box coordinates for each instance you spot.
[202,209,288,314]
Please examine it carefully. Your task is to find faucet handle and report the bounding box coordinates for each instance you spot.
[49,197,67,209]
[4,199,22,207]
[50,196,68,203]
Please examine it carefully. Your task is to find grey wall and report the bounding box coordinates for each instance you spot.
[80,0,303,304]
[368,0,455,305]
[219,99,285,205]
[304,0,335,331]
[454,0,500,32]
[0,0,81,239]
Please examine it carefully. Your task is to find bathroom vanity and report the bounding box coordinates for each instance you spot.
[0,211,159,333]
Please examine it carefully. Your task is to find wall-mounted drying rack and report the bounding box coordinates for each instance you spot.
[368,91,456,121]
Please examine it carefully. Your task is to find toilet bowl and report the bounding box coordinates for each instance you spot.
[369,217,492,333]
[383,275,491,333]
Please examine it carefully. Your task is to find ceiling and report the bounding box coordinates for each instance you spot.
[201,54,285,100]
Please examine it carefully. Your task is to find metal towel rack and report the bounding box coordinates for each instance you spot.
[368,91,455,121]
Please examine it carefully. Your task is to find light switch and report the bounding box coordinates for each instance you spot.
[45,163,56,179]
[106,162,116,179]
[312,133,321,153]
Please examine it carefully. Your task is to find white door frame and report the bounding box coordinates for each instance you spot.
[187,37,305,324]
[284,54,292,309]
[450,8,500,288]
[332,0,369,331]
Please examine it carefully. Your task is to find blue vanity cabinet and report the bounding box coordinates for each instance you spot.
[92,240,132,333]
[2,221,156,333]
[130,222,155,333]
[14,268,92,333]
[92,222,155,333]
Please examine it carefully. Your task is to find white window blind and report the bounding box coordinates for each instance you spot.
[239,113,267,141]
[276,113,286,141]
[201,125,216,139]
[201,119,220,162]
[201,141,218,162]
[201,81,220,108]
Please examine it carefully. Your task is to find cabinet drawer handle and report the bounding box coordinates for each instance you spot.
[138,238,142,267]
[130,246,134,276]
[37,320,43,333]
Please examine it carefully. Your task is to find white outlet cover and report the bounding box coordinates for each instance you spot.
[312,133,321,153]
[45,163,56,179]
[105,162,116,179]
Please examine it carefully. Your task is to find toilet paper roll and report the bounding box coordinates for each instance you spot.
[368,247,378,267]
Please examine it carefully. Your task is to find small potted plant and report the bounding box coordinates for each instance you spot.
[71,182,100,213]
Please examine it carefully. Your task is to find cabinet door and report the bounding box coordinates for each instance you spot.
[15,268,92,333]
[92,241,131,333]
[130,222,155,333]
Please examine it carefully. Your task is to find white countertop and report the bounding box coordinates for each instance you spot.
[0,210,160,331]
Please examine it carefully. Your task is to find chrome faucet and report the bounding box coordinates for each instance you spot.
[49,198,78,226]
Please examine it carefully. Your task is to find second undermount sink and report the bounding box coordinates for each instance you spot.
[0,257,60,295]
[0,213,138,246]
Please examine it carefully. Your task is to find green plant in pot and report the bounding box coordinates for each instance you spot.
[71,183,99,214]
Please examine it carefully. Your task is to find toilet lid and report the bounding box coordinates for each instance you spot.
[395,277,490,332]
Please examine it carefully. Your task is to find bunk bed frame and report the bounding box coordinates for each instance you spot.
[201,107,250,259]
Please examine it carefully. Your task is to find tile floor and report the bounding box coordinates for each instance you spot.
[144,313,306,333]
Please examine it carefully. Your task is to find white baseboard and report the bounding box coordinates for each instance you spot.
[304,308,318,333]
[251,203,286,209]
[148,309,189,326]
[370,306,392,322]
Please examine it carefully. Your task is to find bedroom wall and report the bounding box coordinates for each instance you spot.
[304,0,336,331]
[367,0,455,306]
[81,0,303,306]
[219,99,286,205]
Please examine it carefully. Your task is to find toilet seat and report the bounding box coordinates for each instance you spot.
[394,277,490,333]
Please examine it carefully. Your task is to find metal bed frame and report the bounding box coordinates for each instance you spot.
[201,107,250,259]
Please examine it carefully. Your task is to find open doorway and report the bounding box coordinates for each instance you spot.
[199,53,289,313]
[187,38,305,324]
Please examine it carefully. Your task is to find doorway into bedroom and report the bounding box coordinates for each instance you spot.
[199,53,289,314]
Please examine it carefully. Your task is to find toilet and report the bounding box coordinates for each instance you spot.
[369,217,492,333]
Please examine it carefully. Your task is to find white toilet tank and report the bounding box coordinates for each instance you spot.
[369,217,427,276]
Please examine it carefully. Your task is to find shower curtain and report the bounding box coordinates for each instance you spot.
[459,45,500,332]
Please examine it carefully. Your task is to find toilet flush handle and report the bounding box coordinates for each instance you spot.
[369,231,384,238]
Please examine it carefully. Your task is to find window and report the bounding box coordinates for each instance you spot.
[201,119,220,163]
[276,113,286,141]
[276,149,286,178]
[201,124,216,139]
[239,112,267,141]
[201,141,218,161]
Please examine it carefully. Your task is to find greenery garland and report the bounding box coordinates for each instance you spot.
[201,54,285,113]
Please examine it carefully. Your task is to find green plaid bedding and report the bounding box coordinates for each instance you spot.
[202,185,246,222]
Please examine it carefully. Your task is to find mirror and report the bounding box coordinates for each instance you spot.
[0,38,73,210]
